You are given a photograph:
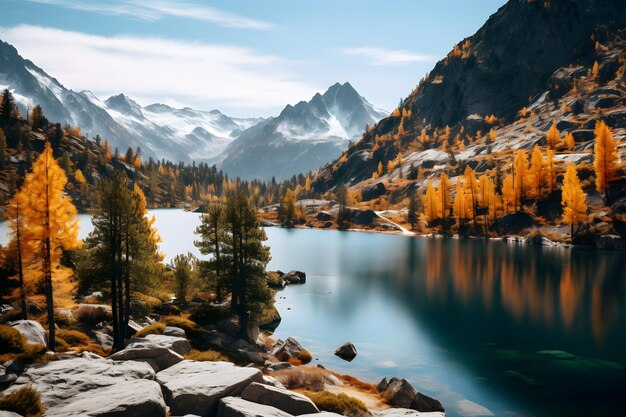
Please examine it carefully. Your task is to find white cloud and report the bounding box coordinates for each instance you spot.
[21,0,276,30]
[341,47,433,66]
[0,25,317,114]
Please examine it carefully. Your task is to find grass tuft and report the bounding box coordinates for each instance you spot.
[184,349,229,362]
[0,385,44,417]
[303,391,369,417]
[135,322,165,338]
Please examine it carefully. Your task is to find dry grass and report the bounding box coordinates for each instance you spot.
[56,329,91,346]
[161,315,197,333]
[135,322,165,338]
[302,390,369,417]
[0,324,26,353]
[272,366,326,391]
[74,305,111,324]
[334,373,379,394]
[184,349,229,362]
[0,385,44,417]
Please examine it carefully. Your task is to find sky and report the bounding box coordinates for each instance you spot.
[0,0,507,117]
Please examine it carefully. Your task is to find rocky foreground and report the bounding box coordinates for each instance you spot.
[1,309,445,417]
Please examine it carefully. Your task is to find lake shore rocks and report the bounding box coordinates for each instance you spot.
[241,382,319,415]
[108,334,190,372]
[378,377,445,413]
[334,342,357,361]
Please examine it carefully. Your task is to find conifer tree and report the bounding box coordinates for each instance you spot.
[529,145,544,200]
[546,149,556,193]
[438,173,452,225]
[422,180,441,226]
[453,178,469,226]
[564,132,575,150]
[464,166,478,223]
[593,120,619,201]
[561,163,588,238]
[195,203,227,302]
[283,189,296,226]
[512,150,528,210]
[19,142,80,349]
[546,120,560,149]
[6,190,30,319]
[502,174,515,213]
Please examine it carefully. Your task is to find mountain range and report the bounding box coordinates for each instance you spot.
[0,40,386,179]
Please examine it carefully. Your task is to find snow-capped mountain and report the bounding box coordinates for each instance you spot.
[0,39,262,163]
[220,82,388,180]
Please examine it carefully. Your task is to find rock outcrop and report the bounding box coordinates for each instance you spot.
[8,320,47,346]
[241,382,319,415]
[156,360,263,416]
[109,334,191,372]
[218,396,292,417]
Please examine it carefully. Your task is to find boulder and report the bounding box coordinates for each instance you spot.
[164,326,186,338]
[7,357,154,412]
[385,379,418,409]
[8,320,47,346]
[262,375,286,389]
[265,361,292,372]
[411,392,445,413]
[109,334,190,372]
[361,182,387,202]
[315,211,333,221]
[350,209,377,226]
[334,342,357,361]
[241,382,319,415]
[218,397,292,417]
[0,412,23,417]
[272,337,304,361]
[46,379,166,417]
[283,271,306,285]
[156,360,263,416]
[3,359,25,374]
[372,409,445,417]
[377,377,389,392]
[126,320,143,337]
[0,372,17,390]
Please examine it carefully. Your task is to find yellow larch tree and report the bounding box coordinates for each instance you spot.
[133,154,142,170]
[20,142,81,349]
[377,161,383,177]
[593,120,619,200]
[512,150,528,211]
[502,174,516,214]
[546,149,556,193]
[546,120,560,149]
[464,166,478,223]
[564,132,575,150]
[6,190,31,319]
[422,180,441,226]
[529,145,544,200]
[453,178,470,226]
[438,173,452,225]
[419,128,428,144]
[561,163,588,238]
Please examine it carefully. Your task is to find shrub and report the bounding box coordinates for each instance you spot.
[266,271,283,288]
[0,324,26,354]
[0,385,44,417]
[55,337,70,352]
[303,391,369,417]
[168,304,181,316]
[189,304,230,324]
[56,329,91,346]
[74,305,111,324]
[162,316,197,333]
[135,322,165,338]
[185,349,228,362]
[288,357,302,366]
[132,292,163,318]
[273,367,325,391]
[297,349,313,365]
[18,344,53,365]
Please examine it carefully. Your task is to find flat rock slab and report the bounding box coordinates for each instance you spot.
[109,334,190,371]
[157,360,263,416]
[373,409,445,417]
[45,379,166,417]
[241,382,319,415]
[218,397,293,417]
[7,357,155,411]
[8,320,47,346]
[0,412,23,417]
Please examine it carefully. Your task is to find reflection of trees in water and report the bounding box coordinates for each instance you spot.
[350,238,626,351]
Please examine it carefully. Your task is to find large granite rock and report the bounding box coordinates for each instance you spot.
[241,382,319,415]
[109,334,190,372]
[8,320,47,346]
[156,360,263,416]
[272,337,304,362]
[0,412,23,417]
[7,357,154,412]
[218,397,292,417]
[385,379,418,409]
[45,379,166,417]
[411,393,445,413]
[334,342,357,361]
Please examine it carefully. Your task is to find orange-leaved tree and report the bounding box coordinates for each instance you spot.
[546,120,560,149]
[529,145,544,200]
[422,179,441,226]
[6,190,31,319]
[593,120,619,201]
[561,163,588,238]
[438,173,452,226]
[20,142,80,349]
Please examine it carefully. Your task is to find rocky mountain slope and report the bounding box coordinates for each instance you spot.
[220,82,387,181]
[313,0,626,191]
[0,40,262,163]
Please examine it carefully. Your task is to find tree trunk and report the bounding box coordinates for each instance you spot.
[15,204,27,320]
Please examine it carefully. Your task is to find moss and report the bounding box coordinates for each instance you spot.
[135,322,165,338]
[185,349,229,362]
[303,391,369,417]
[0,324,26,354]
[56,329,91,346]
[297,349,313,365]
[0,385,44,417]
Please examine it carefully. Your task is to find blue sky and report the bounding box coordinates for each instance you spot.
[0,0,506,117]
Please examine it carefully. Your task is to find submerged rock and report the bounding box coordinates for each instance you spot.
[241,382,319,415]
[334,342,357,361]
[156,360,263,416]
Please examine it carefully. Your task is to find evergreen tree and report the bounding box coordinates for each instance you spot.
[0,89,15,127]
[593,120,619,201]
[170,253,197,305]
[6,190,30,319]
[195,203,228,302]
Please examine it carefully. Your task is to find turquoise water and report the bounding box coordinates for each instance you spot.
[2,209,625,417]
